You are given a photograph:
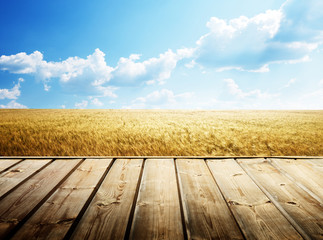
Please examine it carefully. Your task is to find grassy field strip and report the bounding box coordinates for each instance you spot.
[1,110,322,156]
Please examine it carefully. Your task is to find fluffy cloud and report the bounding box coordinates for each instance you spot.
[91,98,103,106]
[111,48,193,85]
[125,89,194,109]
[224,79,278,99]
[194,0,323,71]
[0,48,193,95]
[0,49,114,94]
[0,100,27,109]
[0,78,23,99]
[74,100,88,109]
[0,52,43,74]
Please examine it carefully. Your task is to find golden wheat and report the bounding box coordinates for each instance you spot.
[0,109,322,156]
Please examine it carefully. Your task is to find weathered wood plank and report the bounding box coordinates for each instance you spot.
[269,158,323,203]
[0,159,82,239]
[130,159,183,240]
[0,159,51,198]
[238,158,323,240]
[308,159,323,173]
[0,159,22,173]
[70,159,143,240]
[207,159,302,240]
[11,158,113,240]
[176,159,243,240]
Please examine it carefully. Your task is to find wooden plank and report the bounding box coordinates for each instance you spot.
[308,158,323,173]
[0,159,51,198]
[238,158,323,240]
[0,159,82,239]
[129,159,183,240]
[176,159,243,240]
[269,158,323,203]
[0,159,22,173]
[11,158,113,240]
[70,159,143,240]
[207,159,302,240]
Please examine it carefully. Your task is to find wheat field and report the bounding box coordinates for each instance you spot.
[0,109,322,156]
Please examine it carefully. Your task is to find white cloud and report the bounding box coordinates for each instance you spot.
[124,89,194,109]
[111,48,193,85]
[74,100,88,109]
[0,47,194,96]
[224,78,277,99]
[61,105,66,109]
[0,100,27,109]
[0,51,43,74]
[0,78,23,99]
[91,98,103,106]
[0,49,114,96]
[194,0,323,71]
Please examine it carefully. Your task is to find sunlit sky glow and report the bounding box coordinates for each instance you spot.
[0,0,322,109]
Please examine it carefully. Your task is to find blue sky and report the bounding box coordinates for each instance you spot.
[0,0,322,109]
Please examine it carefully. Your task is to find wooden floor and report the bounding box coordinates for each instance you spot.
[0,157,322,240]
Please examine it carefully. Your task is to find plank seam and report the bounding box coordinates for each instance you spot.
[0,159,25,174]
[267,158,323,205]
[0,159,54,202]
[6,158,85,240]
[205,159,246,240]
[63,158,116,240]
[124,158,146,240]
[235,158,311,240]
[174,158,188,240]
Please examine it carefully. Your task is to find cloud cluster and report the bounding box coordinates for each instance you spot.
[111,48,193,86]
[0,49,114,95]
[194,0,323,71]
[0,0,322,109]
[1,0,321,90]
[0,48,193,96]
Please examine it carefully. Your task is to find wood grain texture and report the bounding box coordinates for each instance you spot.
[0,159,81,239]
[308,159,323,173]
[130,159,183,240]
[269,158,323,203]
[207,159,302,240]
[176,159,243,240]
[238,158,323,240]
[0,159,22,173]
[70,159,143,240]
[11,159,112,240]
[0,159,50,198]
